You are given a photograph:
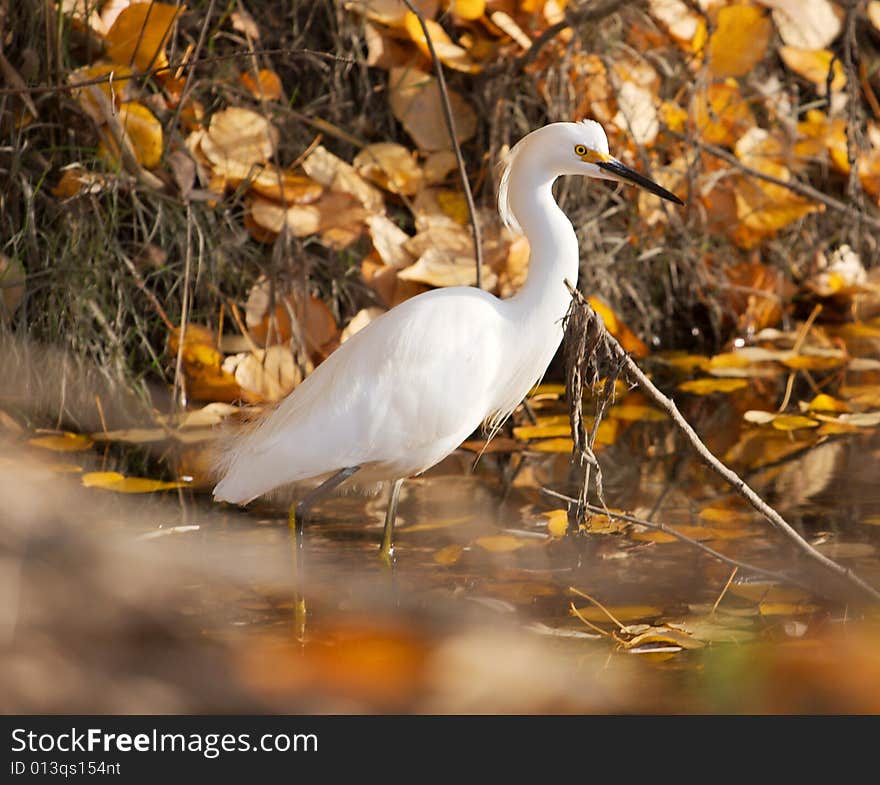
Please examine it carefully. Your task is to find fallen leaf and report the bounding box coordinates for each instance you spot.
[474,535,526,552]
[758,0,841,49]
[28,432,94,452]
[222,346,302,403]
[403,12,481,73]
[779,47,846,94]
[241,68,283,101]
[707,4,771,78]
[354,142,423,195]
[678,378,749,394]
[388,66,477,151]
[104,2,181,72]
[82,471,188,493]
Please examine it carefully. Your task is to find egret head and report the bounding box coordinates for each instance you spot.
[551,120,683,203]
[499,119,682,232]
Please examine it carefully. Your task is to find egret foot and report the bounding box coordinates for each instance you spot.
[379,478,404,569]
[286,466,360,640]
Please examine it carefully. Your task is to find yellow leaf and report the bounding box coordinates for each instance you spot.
[403,12,481,73]
[707,4,771,78]
[28,432,94,452]
[474,534,526,552]
[781,354,845,371]
[570,604,663,623]
[402,516,470,533]
[632,524,757,543]
[779,47,846,94]
[82,471,188,493]
[806,393,849,413]
[691,80,754,147]
[445,0,484,20]
[116,102,163,169]
[771,414,820,431]
[607,403,667,422]
[529,383,566,397]
[105,2,182,72]
[698,503,753,525]
[354,143,423,196]
[433,543,463,565]
[619,627,705,650]
[759,601,822,616]
[240,68,283,101]
[543,509,569,538]
[513,423,570,439]
[729,583,811,603]
[678,377,749,394]
[587,296,648,358]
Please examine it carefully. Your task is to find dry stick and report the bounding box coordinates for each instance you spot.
[171,203,194,414]
[675,132,880,233]
[0,48,354,97]
[563,282,880,603]
[400,0,483,289]
[542,487,811,591]
[164,0,217,163]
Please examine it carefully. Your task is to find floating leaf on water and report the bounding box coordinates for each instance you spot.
[814,541,877,559]
[744,410,819,430]
[529,437,574,453]
[29,432,94,452]
[570,603,664,624]
[678,377,749,394]
[657,352,711,372]
[474,535,527,553]
[82,471,188,493]
[619,627,705,650]
[698,502,753,526]
[759,601,823,616]
[542,509,569,538]
[402,516,470,533]
[513,423,570,440]
[804,393,850,413]
[607,403,667,422]
[781,354,846,371]
[729,582,812,603]
[433,544,463,565]
[668,618,757,644]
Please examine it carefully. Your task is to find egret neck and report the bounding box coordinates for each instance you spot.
[506,158,580,349]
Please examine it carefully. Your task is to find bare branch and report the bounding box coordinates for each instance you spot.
[562,282,880,603]
[400,0,484,288]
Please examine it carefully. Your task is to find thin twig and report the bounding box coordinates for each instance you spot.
[400,0,483,288]
[562,282,880,603]
[675,132,880,232]
[164,0,217,164]
[542,486,810,591]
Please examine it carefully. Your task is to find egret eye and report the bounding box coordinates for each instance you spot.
[574,144,587,156]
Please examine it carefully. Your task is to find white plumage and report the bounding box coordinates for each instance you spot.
[213,120,681,507]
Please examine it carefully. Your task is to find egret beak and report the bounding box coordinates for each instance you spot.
[596,158,684,205]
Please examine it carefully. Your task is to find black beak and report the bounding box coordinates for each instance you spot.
[596,159,684,205]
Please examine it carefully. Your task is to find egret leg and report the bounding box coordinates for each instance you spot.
[288,465,359,639]
[379,478,404,568]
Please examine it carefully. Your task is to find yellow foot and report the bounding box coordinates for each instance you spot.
[379,544,395,570]
[293,597,307,641]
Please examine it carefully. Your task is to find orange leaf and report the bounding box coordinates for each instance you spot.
[105,2,182,72]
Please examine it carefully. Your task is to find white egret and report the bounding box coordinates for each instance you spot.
[213,120,683,569]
